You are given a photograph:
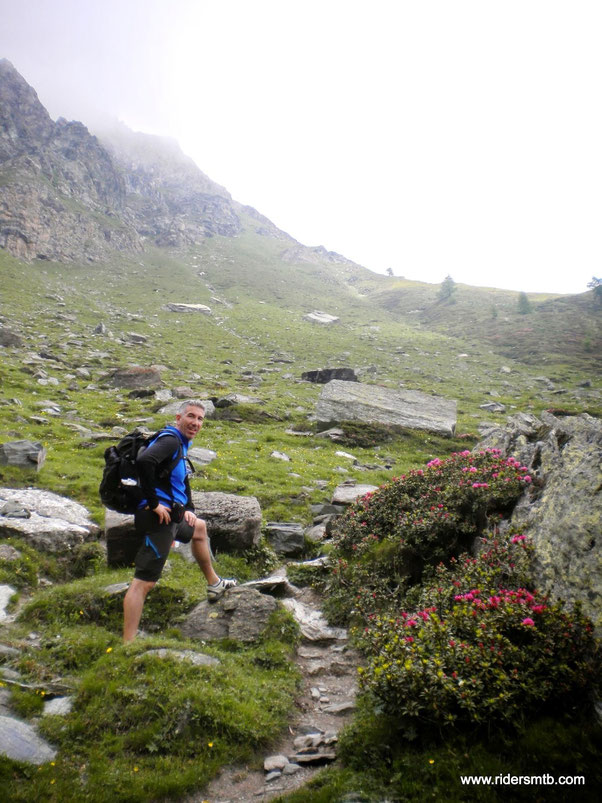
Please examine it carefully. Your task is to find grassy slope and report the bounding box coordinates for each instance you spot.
[1,230,601,800]
[0,228,600,522]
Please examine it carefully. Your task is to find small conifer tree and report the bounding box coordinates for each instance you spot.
[517,291,532,314]
[438,274,456,301]
[587,276,602,305]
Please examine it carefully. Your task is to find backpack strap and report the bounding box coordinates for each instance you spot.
[142,429,184,507]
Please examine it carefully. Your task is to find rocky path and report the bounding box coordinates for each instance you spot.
[188,584,361,803]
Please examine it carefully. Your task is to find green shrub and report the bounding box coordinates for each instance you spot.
[324,449,532,624]
[355,535,600,729]
[286,561,330,589]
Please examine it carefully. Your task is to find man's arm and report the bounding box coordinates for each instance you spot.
[136,434,180,510]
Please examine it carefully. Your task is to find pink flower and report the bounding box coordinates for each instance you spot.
[521,617,535,626]
[523,475,532,483]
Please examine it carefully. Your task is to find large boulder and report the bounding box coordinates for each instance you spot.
[181,587,279,642]
[0,489,99,552]
[191,491,262,552]
[104,509,141,568]
[0,440,46,471]
[315,380,457,437]
[265,522,305,556]
[477,412,602,633]
[107,366,162,389]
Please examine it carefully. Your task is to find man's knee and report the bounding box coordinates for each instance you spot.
[127,578,156,598]
[192,518,208,542]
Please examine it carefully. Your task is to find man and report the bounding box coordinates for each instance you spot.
[123,400,236,642]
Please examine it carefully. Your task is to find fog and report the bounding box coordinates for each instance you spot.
[2,0,601,295]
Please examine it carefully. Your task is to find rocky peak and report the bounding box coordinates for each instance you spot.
[0,59,54,161]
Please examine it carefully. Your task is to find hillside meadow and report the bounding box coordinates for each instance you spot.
[1,233,601,801]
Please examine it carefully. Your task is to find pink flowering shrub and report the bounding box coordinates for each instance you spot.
[325,449,532,624]
[354,535,600,728]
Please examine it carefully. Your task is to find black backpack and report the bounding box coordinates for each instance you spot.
[99,429,182,514]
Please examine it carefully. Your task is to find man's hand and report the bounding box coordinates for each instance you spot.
[153,503,171,524]
[184,510,197,526]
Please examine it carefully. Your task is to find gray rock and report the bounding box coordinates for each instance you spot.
[332,482,379,505]
[479,402,507,413]
[0,687,12,716]
[0,584,16,621]
[316,380,457,437]
[303,311,340,325]
[0,326,23,347]
[270,450,291,461]
[0,440,46,470]
[265,522,306,556]
[289,749,337,763]
[181,587,279,643]
[0,544,21,561]
[478,412,602,634]
[107,366,162,389]
[191,491,262,552]
[215,393,264,407]
[43,696,73,716]
[264,754,289,772]
[165,303,211,314]
[321,701,356,715]
[314,427,345,441]
[265,769,282,782]
[127,332,148,344]
[0,714,57,764]
[141,649,220,667]
[0,501,31,518]
[302,368,358,384]
[104,509,135,539]
[188,447,217,466]
[304,523,327,542]
[0,489,99,553]
[242,574,297,597]
[283,598,347,642]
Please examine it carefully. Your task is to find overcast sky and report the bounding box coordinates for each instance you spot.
[2,0,601,295]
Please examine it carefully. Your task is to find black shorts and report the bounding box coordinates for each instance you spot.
[133,508,195,582]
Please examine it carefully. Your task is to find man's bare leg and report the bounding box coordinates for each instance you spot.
[123,578,156,642]
[190,518,220,585]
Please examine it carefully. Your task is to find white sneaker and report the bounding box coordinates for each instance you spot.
[207,576,238,602]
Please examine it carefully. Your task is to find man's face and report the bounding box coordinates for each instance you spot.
[175,405,205,440]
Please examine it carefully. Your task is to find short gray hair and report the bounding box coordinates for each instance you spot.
[177,399,206,414]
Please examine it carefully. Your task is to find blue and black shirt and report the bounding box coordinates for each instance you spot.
[136,426,193,511]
